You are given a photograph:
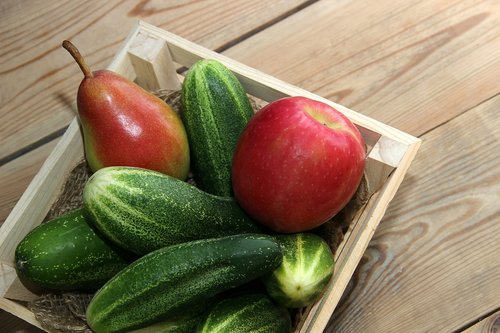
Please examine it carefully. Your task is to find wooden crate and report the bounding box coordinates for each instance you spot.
[0,21,421,332]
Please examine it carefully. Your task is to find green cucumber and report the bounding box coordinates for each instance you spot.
[86,234,282,333]
[129,319,200,333]
[129,310,203,333]
[83,166,260,255]
[196,293,291,333]
[262,233,335,308]
[14,209,130,291]
[181,59,254,196]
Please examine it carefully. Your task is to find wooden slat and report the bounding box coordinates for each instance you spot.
[0,309,42,333]
[462,311,500,333]
[0,141,58,224]
[0,119,82,262]
[0,0,309,161]
[0,298,43,331]
[325,94,500,332]
[223,0,500,137]
[0,139,62,333]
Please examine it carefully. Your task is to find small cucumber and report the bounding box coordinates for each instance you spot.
[262,233,335,308]
[196,293,291,333]
[181,59,254,196]
[83,166,260,255]
[86,234,282,333]
[14,209,130,291]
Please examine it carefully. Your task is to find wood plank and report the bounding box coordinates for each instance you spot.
[0,311,42,333]
[0,0,309,161]
[462,310,500,333]
[0,140,58,224]
[224,0,500,136]
[324,95,500,332]
[0,140,57,331]
[0,298,43,331]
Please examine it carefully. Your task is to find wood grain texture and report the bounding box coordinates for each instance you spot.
[0,0,309,161]
[463,311,500,333]
[1,0,499,331]
[325,94,500,332]
[0,140,57,224]
[0,139,57,332]
[224,0,500,137]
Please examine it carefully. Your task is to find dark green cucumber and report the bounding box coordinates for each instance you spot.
[129,311,203,333]
[129,318,200,333]
[196,293,291,333]
[262,233,335,308]
[181,59,254,196]
[14,209,130,291]
[86,234,282,333]
[83,166,260,255]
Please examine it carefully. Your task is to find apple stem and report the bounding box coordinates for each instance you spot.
[62,40,93,78]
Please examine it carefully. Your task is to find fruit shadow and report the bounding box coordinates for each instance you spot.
[56,92,78,116]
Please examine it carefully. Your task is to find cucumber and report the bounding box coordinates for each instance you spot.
[14,209,130,291]
[86,234,282,333]
[129,310,203,333]
[181,59,254,196]
[129,318,200,333]
[83,166,260,255]
[196,293,291,333]
[262,233,335,308]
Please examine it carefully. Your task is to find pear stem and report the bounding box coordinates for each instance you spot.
[62,40,93,78]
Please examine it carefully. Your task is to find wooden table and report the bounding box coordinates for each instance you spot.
[1,1,499,332]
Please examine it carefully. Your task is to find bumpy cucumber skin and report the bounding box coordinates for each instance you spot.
[196,293,291,333]
[86,234,282,333]
[128,312,203,333]
[262,233,335,308]
[14,209,130,291]
[83,166,260,255]
[181,59,254,197]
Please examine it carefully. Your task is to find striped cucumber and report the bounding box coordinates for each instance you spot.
[181,59,254,196]
[83,166,260,255]
[86,234,282,333]
[196,293,291,333]
[14,209,130,291]
[262,233,335,308]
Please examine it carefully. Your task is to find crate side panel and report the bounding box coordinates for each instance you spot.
[1,264,38,302]
[0,119,83,265]
[128,29,181,91]
[0,297,43,330]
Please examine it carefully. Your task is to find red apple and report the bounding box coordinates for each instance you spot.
[231,96,366,233]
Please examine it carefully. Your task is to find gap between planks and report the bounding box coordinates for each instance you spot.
[454,307,500,333]
[418,91,500,138]
[212,0,320,54]
[0,126,69,167]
